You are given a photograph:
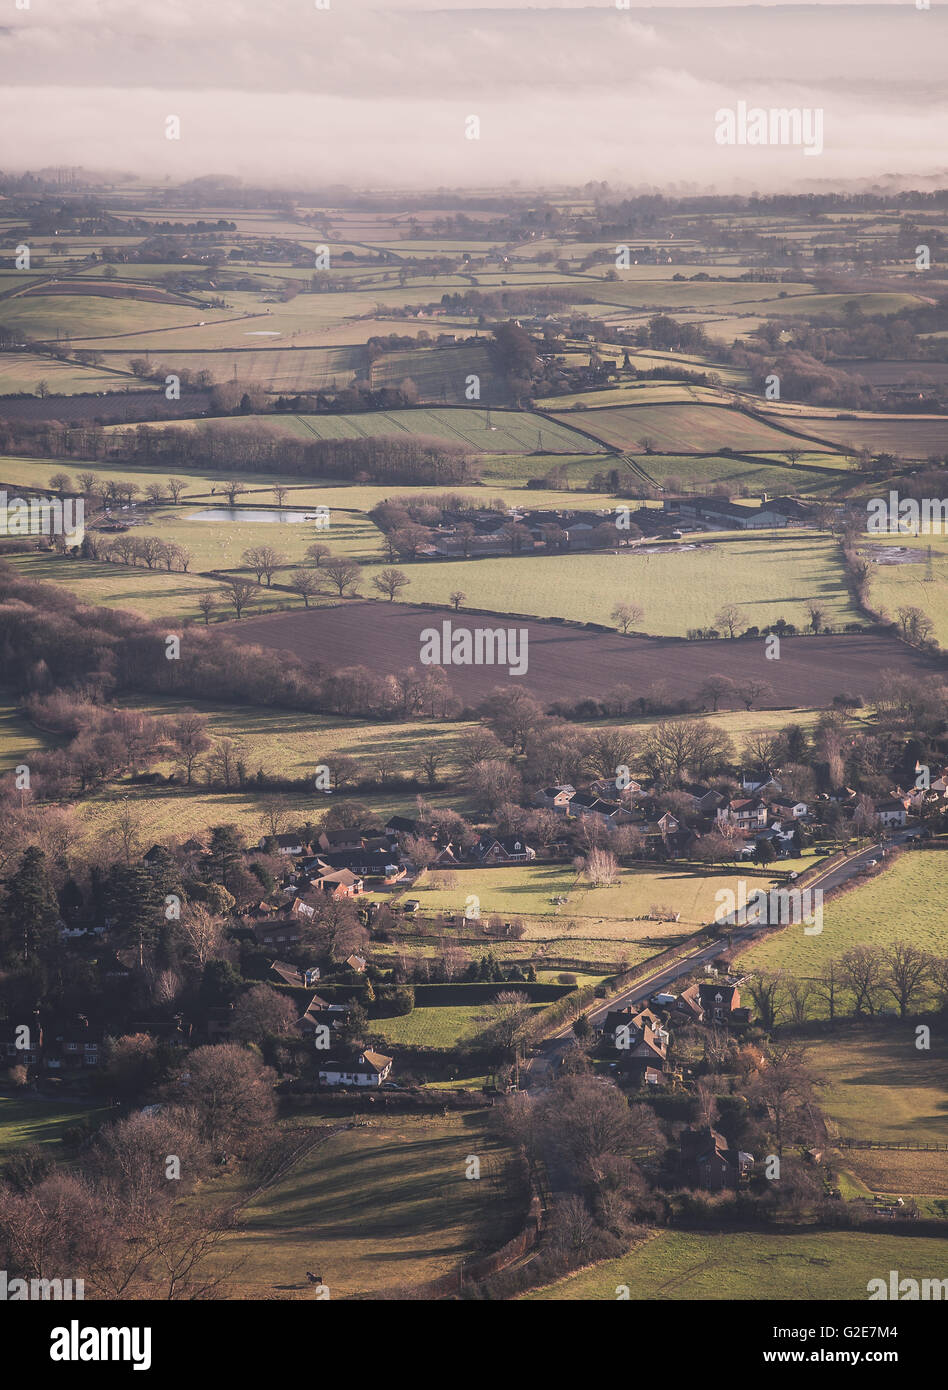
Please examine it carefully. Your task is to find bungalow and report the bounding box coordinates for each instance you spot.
[385,815,420,838]
[318,1050,393,1088]
[345,953,367,974]
[474,835,537,863]
[769,799,808,821]
[317,828,367,854]
[679,1127,754,1191]
[740,771,783,794]
[313,867,365,898]
[569,793,633,829]
[253,918,304,949]
[298,995,352,1038]
[258,832,308,856]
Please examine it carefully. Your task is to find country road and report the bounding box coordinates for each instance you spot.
[524,828,916,1089]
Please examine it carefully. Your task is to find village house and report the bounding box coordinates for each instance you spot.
[679,1126,754,1191]
[297,995,352,1037]
[270,960,321,989]
[312,867,365,898]
[534,784,576,811]
[697,980,749,1024]
[258,832,309,856]
[875,797,908,828]
[473,834,537,863]
[253,917,304,949]
[317,1050,394,1088]
[721,797,768,831]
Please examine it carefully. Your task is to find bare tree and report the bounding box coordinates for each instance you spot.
[714,604,745,638]
[372,567,410,601]
[611,601,645,634]
[323,557,361,596]
[288,568,319,607]
[220,576,258,619]
[197,592,218,626]
[305,541,331,568]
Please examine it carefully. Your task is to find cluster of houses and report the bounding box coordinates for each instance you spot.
[535,764,934,861]
[535,773,811,860]
[598,978,755,1189]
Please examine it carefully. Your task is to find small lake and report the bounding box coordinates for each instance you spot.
[188,507,313,524]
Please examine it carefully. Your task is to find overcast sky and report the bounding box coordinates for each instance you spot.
[1,2,944,192]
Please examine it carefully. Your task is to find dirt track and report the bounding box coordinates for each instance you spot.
[229,601,943,707]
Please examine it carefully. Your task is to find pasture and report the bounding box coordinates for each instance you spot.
[360,535,863,637]
[524,1228,948,1301]
[549,402,834,455]
[737,851,948,985]
[209,1113,520,1300]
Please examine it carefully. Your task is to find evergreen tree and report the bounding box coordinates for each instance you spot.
[4,847,59,965]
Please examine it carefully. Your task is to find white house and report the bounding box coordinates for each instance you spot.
[875,798,908,828]
[317,1050,393,1088]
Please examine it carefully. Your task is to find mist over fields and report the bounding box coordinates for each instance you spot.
[1,1,945,190]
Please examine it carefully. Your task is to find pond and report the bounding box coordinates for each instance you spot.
[188,507,314,524]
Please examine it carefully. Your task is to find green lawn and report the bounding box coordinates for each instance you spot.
[524,1228,948,1300]
[373,1002,546,1050]
[864,534,948,649]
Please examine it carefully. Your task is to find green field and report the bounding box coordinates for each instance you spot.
[124,697,478,783]
[802,1026,948,1147]
[524,1228,948,1300]
[366,535,863,637]
[0,292,224,342]
[738,852,948,984]
[3,552,231,622]
[373,1002,546,1050]
[0,703,55,770]
[140,406,601,456]
[209,1113,520,1299]
[0,352,137,395]
[864,535,948,648]
[0,1095,110,1150]
[549,402,833,455]
[408,862,764,937]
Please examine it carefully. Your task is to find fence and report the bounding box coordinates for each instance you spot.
[838,1138,948,1152]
